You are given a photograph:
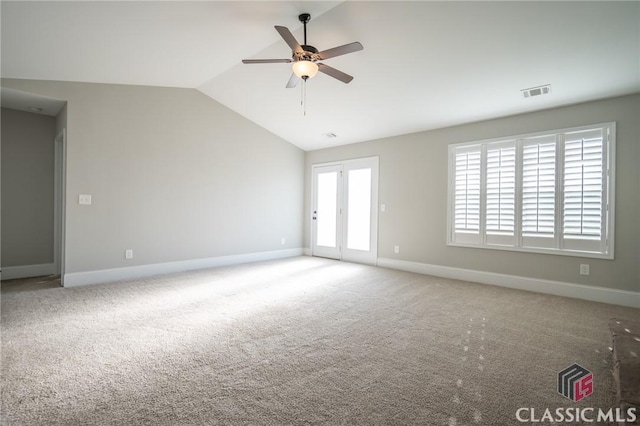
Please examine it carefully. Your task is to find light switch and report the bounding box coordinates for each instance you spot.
[79,194,92,205]
[381,204,386,212]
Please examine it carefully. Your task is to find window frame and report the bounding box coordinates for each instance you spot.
[447,122,615,260]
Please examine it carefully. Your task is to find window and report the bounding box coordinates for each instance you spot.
[448,123,615,259]
[453,147,481,241]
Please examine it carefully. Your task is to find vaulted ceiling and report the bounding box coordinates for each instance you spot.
[2,1,639,151]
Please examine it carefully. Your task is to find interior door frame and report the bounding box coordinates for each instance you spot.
[54,128,67,285]
[310,156,379,265]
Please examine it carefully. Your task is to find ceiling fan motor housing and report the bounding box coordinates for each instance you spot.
[295,45,319,62]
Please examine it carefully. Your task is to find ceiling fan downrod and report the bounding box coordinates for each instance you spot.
[299,13,311,46]
[298,13,312,116]
[297,13,318,59]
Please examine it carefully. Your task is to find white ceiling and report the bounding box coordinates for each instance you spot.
[2,1,639,151]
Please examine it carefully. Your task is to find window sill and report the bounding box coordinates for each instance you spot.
[447,241,614,260]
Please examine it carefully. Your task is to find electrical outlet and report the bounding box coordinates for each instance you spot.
[580,264,590,276]
[125,249,133,259]
[394,245,400,254]
[79,194,92,205]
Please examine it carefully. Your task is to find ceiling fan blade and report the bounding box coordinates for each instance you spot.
[317,63,354,84]
[286,73,300,88]
[242,59,292,64]
[275,26,303,54]
[317,42,363,60]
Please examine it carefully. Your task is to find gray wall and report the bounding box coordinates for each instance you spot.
[1,107,56,267]
[305,94,640,293]
[3,77,637,294]
[1,79,304,274]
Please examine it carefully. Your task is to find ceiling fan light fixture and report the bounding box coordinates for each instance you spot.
[292,60,318,79]
[242,13,363,88]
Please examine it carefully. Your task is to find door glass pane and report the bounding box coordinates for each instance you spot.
[317,172,338,247]
[347,168,371,251]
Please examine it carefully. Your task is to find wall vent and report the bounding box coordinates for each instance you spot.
[521,84,551,98]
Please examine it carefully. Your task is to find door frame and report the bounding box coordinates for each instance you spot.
[54,128,67,284]
[310,156,379,265]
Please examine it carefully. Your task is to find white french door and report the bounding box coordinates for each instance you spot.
[311,157,379,265]
[312,164,343,260]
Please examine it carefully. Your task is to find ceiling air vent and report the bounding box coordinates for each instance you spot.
[521,84,551,98]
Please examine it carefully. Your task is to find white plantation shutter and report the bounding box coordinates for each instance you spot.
[453,147,481,244]
[562,128,606,252]
[485,142,516,245]
[522,136,556,248]
[448,122,614,259]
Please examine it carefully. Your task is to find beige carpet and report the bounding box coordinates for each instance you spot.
[1,257,638,425]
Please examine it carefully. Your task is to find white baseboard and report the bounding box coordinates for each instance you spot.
[377,258,640,308]
[63,248,304,288]
[1,263,56,281]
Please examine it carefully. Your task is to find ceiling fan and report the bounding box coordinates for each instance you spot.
[242,13,363,88]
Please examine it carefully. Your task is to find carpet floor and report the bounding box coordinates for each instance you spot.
[1,257,638,425]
